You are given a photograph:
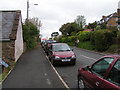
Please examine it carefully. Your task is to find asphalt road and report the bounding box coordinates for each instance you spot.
[54,47,105,88]
[2,45,66,88]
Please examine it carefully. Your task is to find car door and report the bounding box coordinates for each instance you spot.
[101,59,120,89]
[82,57,114,88]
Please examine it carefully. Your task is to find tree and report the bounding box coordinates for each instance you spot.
[23,21,39,50]
[87,21,97,30]
[59,22,80,36]
[74,15,86,29]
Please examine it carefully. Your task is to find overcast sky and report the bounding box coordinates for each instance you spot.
[0,0,120,38]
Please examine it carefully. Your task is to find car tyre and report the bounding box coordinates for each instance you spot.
[78,76,85,89]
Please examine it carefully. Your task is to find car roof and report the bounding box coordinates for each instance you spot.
[103,54,120,59]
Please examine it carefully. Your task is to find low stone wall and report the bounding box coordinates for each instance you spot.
[1,41,15,65]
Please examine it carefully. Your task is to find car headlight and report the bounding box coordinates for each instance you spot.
[71,55,76,58]
[55,56,60,59]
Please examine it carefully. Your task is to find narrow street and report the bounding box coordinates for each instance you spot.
[3,45,66,88]
[2,44,107,89]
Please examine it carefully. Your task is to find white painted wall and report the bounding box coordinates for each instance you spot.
[15,15,23,61]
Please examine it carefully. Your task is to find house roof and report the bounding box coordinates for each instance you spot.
[0,10,21,41]
[98,13,117,25]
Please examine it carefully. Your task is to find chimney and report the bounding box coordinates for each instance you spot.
[102,16,106,19]
[118,9,120,17]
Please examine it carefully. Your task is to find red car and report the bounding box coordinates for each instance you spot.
[48,43,76,66]
[78,55,120,89]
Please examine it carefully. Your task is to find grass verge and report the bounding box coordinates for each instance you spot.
[0,62,16,83]
[78,41,94,50]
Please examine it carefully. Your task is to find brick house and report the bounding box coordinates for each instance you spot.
[98,13,118,28]
[98,9,120,28]
[0,10,23,63]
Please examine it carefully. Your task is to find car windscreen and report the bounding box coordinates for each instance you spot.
[53,44,71,51]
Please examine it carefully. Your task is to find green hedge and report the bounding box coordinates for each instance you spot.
[77,31,92,41]
[68,36,76,42]
[117,31,120,39]
[91,29,113,51]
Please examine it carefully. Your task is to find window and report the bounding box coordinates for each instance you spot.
[91,57,114,77]
[107,59,120,86]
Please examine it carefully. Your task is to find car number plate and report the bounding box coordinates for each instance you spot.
[62,59,70,62]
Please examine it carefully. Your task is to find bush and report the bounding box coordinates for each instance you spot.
[23,22,39,50]
[92,29,113,51]
[77,31,92,41]
[60,37,68,43]
[68,36,75,42]
[117,31,120,39]
[106,44,120,54]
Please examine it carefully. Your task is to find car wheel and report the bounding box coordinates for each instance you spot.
[78,76,85,89]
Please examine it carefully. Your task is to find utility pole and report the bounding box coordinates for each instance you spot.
[27,0,29,21]
[26,0,38,22]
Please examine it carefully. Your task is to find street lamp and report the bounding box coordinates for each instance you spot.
[26,0,38,21]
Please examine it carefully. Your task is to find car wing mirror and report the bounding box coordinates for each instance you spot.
[82,65,91,71]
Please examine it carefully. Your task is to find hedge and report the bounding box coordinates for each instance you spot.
[92,29,113,51]
[77,31,92,41]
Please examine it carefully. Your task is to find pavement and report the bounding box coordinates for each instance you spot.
[2,45,67,88]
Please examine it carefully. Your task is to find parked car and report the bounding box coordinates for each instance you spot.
[48,43,76,66]
[44,40,57,55]
[77,55,120,89]
[41,40,46,48]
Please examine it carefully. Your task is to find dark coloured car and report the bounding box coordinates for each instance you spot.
[48,43,76,66]
[77,55,120,89]
[44,40,57,55]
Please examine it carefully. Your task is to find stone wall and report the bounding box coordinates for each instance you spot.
[1,41,15,64]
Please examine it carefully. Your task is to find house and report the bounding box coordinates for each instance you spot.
[0,10,23,63]
[98,8,120,29]
[98,13,118,28]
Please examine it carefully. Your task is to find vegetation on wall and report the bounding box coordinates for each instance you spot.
[23,22,39,50]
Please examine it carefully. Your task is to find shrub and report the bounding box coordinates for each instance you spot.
[107,44,120,54]
[68,36,75,42]
[60,37,68,43]
[117,31,120,39]
[23,22,39,50]
[77,31,92,41]
[93,29,113,51]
